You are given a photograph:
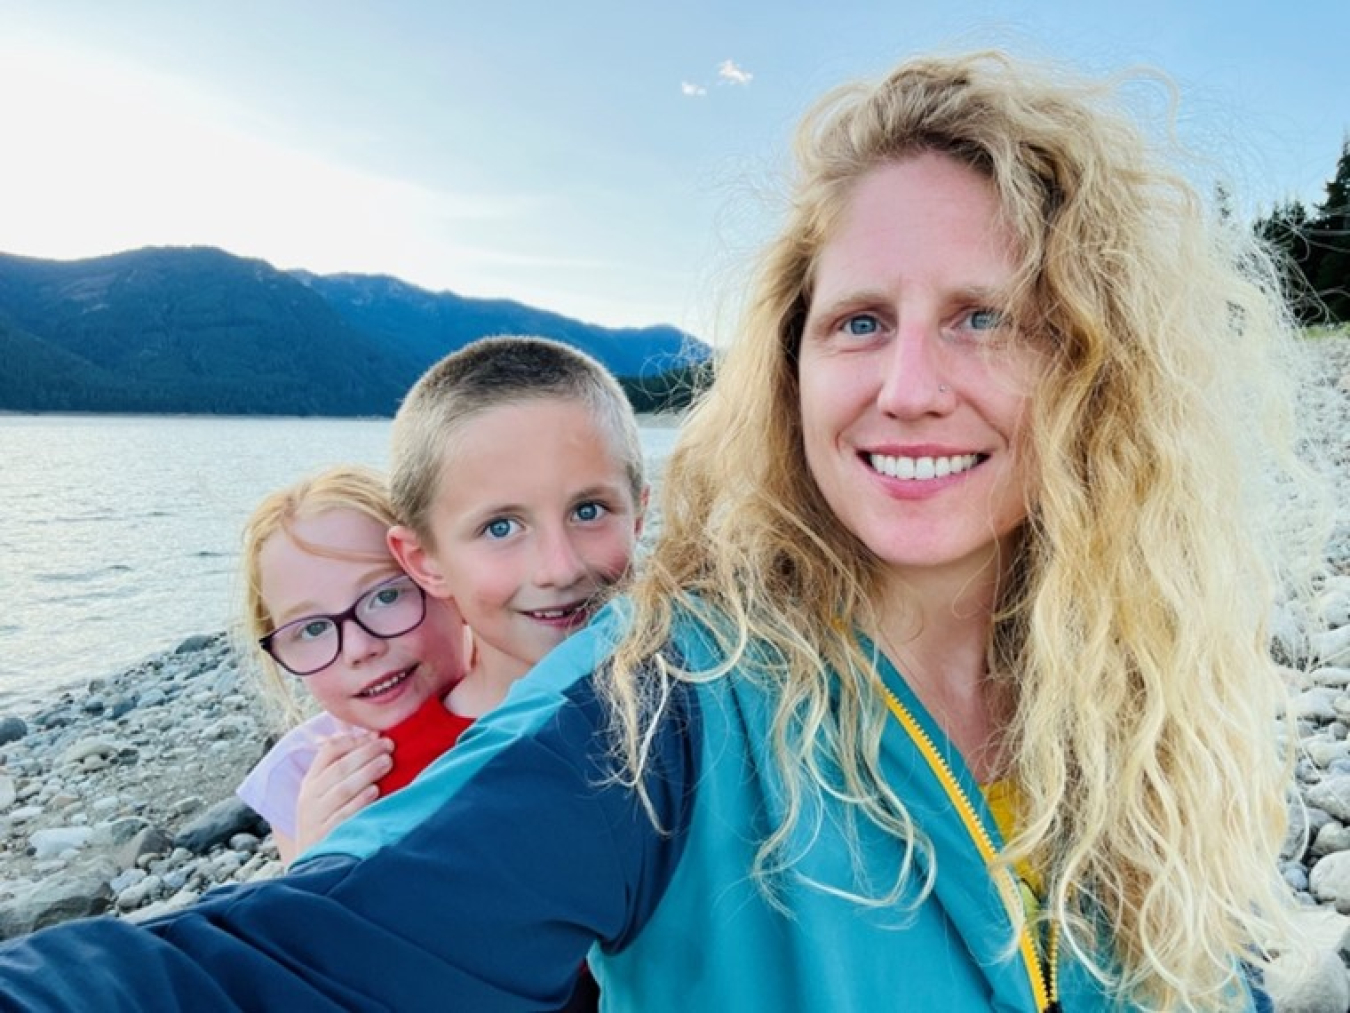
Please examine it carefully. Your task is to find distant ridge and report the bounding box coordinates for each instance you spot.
[0,246,710,416]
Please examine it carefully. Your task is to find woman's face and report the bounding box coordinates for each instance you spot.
[797,152,1041,587]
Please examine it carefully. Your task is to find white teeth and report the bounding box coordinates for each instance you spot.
[529,604,581,620]
[359,670,411,697]
[868,453,980,480]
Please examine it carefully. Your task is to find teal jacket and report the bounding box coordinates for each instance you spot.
[0,605,1265,1011]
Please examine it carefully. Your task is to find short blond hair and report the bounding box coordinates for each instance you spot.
[238,464,395,728]
[390,335,644,545]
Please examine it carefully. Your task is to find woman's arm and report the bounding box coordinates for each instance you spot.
[0,660,700,1011]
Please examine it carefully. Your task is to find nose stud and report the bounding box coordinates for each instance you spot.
[938,384,950,393]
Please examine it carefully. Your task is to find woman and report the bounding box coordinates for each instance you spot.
[0,50,1323,1012]
[595,51,1320,1009]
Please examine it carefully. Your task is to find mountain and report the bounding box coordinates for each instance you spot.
[291,271,701,382]
[0,247,710,416]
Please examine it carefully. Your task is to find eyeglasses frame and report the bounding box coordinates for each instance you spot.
[258,574,428,677]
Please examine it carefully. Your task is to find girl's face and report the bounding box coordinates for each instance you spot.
[258,508,466,731]
[797,152,1041,592]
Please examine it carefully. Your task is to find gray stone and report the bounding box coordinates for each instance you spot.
[1263,947,1350,1013]
[210,669,240,695]
[1311,821,1350,858]
[173,797,260,855]
[113,825,173,871]
[1306,776,1350,823]
[124,888,200,923]
[1315,667,1350,690]
[114,873,163,912]
[1310,851,1350,912]
[206,716,252,741]
[0,775,15,812]
[90,817,153,851]
[1291,688,1341,724]
[228,833,260,854]
[59,737,124,766]
[209,851,244,879]
[174,634,215,655]
[1282,864,1310,892]
[1319,587,1350,630]
[1272,603,1311,666]
[169,796,204,817]
[106,696,138,720]
[0,716,27,746]
[28,826,93,861]
[1304,736,1350,768]
[108,868,146,893]
[1313,626,1350,667]
[0,868,113,940]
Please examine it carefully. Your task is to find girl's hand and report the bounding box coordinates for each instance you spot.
[291,732,394,859]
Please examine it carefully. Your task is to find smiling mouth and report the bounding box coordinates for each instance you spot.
[524,602,590,623]
[867,452,985,480]
[356,667,414,698]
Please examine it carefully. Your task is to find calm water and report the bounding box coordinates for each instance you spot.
[0,415,680,713]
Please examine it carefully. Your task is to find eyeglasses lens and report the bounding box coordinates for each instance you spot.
[266,576,426,676]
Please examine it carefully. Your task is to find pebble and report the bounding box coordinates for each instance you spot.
[0,717,27,746]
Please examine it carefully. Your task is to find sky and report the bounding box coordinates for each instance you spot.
[0,1,1345,338]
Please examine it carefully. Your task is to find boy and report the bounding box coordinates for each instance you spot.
[387,334,646,721]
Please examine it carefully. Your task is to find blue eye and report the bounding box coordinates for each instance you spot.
[573,501,607,523]
[841,314,880,336]
[967,308,1005,331]
[295,619,334,643]
[484,518,518,540]
[366,582,410,609]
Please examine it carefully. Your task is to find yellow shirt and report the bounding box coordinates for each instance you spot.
[982,778,1043,919]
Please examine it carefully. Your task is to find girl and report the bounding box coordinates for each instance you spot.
[235,464,471,865]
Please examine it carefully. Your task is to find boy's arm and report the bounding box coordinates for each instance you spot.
[0,669,699,1012]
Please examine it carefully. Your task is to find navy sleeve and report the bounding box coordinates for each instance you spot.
[0,672,700,1012]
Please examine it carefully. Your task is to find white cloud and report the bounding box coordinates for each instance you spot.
[717,59,753,86]
[681,81,707,98]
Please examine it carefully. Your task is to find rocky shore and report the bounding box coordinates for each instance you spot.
[0,632,280,934]
[1,334,1349,1010]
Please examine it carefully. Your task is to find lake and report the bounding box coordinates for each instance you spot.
[0,414,681,712]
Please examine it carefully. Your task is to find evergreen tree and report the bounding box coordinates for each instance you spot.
[1255,198,1316,322]
[1309,139,1350,322]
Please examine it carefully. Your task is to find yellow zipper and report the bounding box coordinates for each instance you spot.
[876,680,1059,1011]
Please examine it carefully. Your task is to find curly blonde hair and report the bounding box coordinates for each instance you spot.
[601,51,1326,1010]
[238,464,397,731]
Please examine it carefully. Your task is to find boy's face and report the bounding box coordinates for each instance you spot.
[391,400,642,684]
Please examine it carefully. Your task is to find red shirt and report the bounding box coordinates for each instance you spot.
[376,696,474,794]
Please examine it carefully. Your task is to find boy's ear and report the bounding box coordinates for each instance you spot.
[634,485,650,539]
[387,525,454,600]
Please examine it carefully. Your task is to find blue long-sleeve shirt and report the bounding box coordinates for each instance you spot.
[0,605,1262,1011]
